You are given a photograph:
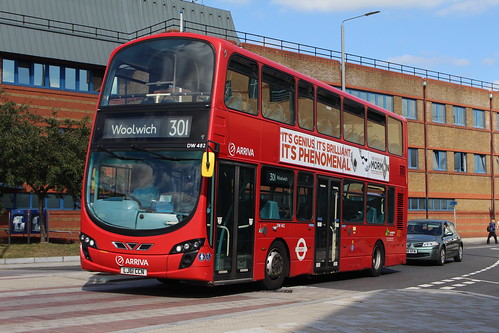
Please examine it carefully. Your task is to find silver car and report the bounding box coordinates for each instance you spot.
[406,219,463,265]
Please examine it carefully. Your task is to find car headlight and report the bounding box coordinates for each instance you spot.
[422,241,439,247]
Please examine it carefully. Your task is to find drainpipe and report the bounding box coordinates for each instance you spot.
[180,10,184,32]
[423,80,429,218]
[490,92,495,219]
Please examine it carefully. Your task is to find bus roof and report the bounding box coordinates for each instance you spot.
[107,31,406,123]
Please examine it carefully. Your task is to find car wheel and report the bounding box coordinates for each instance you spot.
[367,241,385,277]
[436,247,446,266]
[262,241,288,290]
[453,245,463,262]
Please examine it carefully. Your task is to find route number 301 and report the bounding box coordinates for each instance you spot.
[168,117,191,137]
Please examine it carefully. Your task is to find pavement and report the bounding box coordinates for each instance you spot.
[0,237,489,266]
[0,237,498,332]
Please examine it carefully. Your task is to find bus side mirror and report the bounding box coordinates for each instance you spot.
[202,151,215,178]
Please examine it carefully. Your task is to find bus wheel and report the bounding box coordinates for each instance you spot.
[262,241,288,290]
[367,241,384,277]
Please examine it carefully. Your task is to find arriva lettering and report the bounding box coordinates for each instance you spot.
[111,123,157,136]
[236,146,255,156]
[124,258,150,266]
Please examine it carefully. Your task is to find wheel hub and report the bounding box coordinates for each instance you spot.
[266,250,283,280]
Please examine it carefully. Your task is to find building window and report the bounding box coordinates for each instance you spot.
[402,98,417,119]
[409,198,455,211]
[0,193,79,210]
[408,148,418,169]
[18,60,31,85]
[1,58,102,93]
[473,109,485,129]
[34,63,46,86]
[432,103,446,123]
[2,59,15,82]
[454,152,467,172]
[347,88,394,112]
[474,154,486,173]
[48,65,61,88]
[65,67,77,90]
[453,106,466,126]
[433,150,447,171]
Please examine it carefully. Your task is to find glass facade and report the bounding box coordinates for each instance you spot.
[2,58,102,93]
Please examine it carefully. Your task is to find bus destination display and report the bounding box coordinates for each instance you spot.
[102,116,192,139]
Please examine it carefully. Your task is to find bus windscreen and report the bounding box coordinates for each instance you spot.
[100,38,214,106]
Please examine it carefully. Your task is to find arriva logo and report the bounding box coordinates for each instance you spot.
[228,142,255,157]
[115,255,149,267]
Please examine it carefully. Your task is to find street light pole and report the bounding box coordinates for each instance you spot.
[341,10,380,92]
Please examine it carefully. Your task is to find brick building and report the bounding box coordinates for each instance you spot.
[1,0,496,238]
[241,44,497,237]
[0,0,236,238]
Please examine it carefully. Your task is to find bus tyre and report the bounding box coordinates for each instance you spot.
[262,241,288,290]
[367,242,384,277]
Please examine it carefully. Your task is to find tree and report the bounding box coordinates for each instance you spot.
[0,92,39,215]
[0,92,90,241]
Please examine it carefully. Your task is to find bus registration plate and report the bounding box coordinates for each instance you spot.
[120,266,147,276]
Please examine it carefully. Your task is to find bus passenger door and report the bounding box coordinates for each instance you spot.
[314,177,340,273]
[214,162,255,282]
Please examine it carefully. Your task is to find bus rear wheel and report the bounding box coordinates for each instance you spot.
[262,241,288,290]
[367,241,385,277]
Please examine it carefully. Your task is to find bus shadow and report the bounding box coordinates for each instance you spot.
[81,267,402,298]
[82,274,263,298]
[285,267,401,288]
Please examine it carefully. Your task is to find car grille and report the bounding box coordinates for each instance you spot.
[407,252,430,258]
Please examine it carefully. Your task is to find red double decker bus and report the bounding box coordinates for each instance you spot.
[80,32,407,289]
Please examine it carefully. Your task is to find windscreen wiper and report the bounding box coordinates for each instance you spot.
[97,145,143,160]
[130,144,198,161]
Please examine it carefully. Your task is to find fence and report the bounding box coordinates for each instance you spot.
[1,10,498,91]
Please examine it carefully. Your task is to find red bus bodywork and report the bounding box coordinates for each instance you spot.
[80,32,407,289]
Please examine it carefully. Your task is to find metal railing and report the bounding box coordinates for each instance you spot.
[1,9,497,91]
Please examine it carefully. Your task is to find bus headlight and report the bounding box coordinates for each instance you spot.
[170,238,205,254]
[80,233,98,249]
[170,238,205,269]
[80,232,98,261]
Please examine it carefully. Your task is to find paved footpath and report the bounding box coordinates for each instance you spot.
[0,238,497,332]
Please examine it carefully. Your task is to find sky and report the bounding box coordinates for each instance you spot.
[202,0,499,86]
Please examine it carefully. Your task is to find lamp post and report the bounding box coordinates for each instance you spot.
[341,11,380,91]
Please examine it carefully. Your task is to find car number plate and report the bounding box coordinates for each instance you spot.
[120,266,147,276]
[406,249,417,254]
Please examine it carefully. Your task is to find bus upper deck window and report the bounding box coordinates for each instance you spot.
[261,66,295,125]
[225,55,258,115]
[343,99,365,145]
[101,38,214,106]
[388,117,403,156]
[317,88,340,138]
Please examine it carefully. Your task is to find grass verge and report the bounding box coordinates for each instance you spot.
[0,241,80,259]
